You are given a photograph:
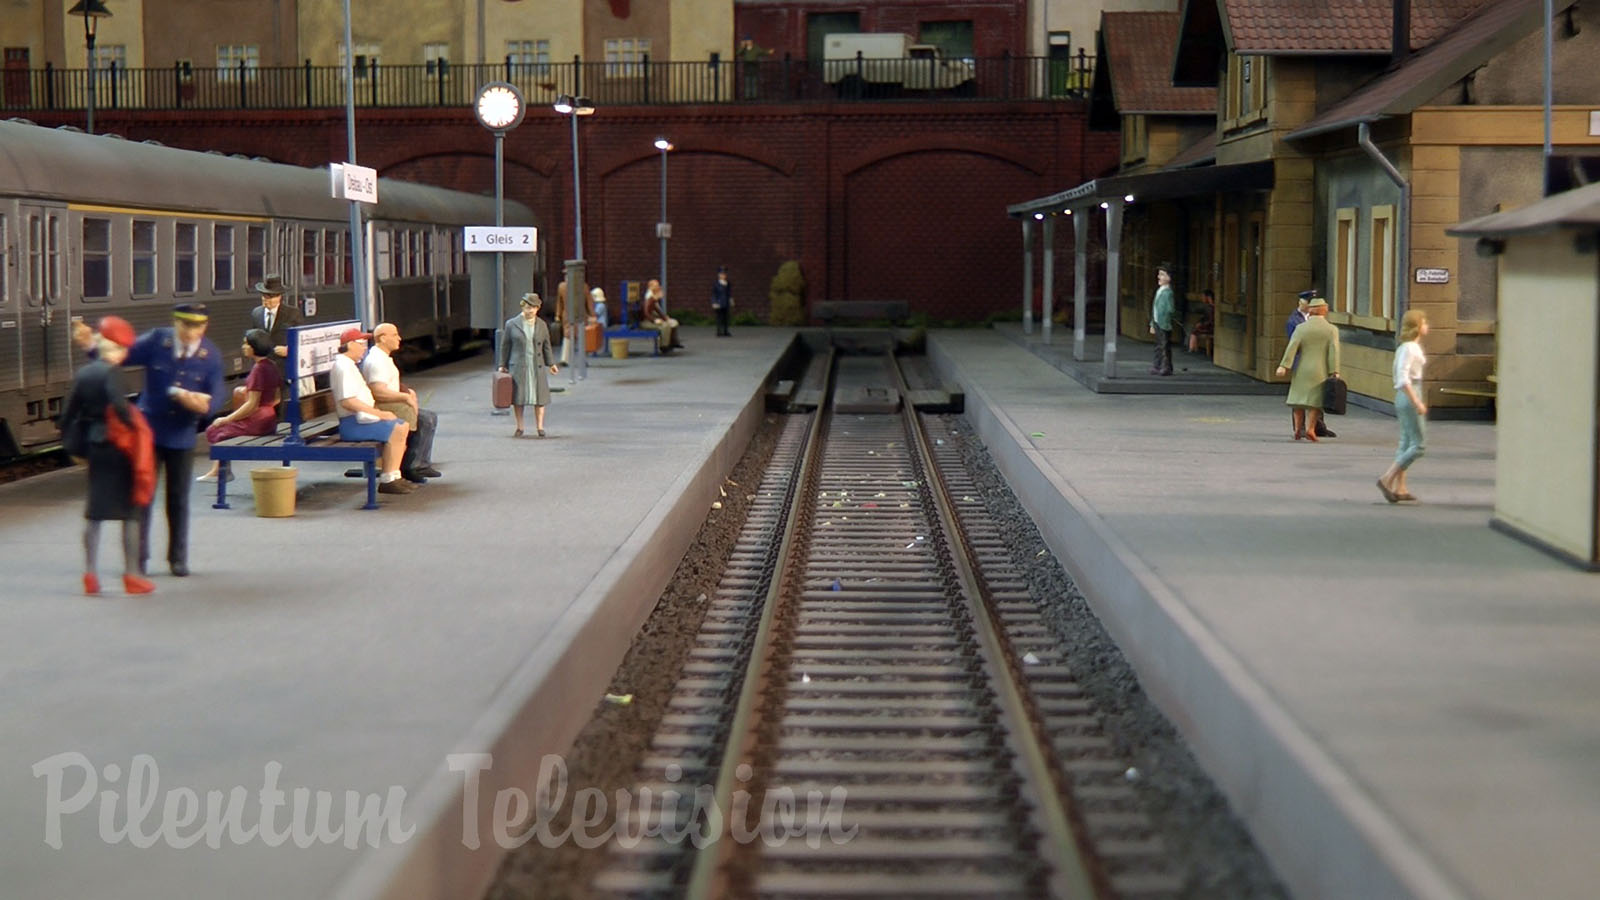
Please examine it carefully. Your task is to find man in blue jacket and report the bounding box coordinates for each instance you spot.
[125,303,225,577]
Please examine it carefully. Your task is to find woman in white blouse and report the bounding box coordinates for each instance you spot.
[1378,309,1429,503]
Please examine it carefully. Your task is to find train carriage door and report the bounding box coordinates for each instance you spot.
[19,203,68,392]
[275,221,297,301]
[0,201,17,396]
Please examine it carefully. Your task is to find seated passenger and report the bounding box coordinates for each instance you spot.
[363,322,441,483]
[329,328,414,495]
[640,279,682,351]
[198,328,282,483]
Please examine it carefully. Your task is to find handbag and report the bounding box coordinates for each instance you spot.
[1322,375,1348,415]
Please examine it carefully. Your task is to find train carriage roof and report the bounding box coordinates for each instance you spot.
[0,119,533,227]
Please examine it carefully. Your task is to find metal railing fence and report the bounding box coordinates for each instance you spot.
[0,52,1094,113]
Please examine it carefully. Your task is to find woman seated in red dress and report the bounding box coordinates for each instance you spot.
[197,329,281,482]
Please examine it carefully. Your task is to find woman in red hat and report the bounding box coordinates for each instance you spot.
[58,316,156,595]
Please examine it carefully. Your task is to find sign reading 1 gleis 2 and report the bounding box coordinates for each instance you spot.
[464,226,538,252]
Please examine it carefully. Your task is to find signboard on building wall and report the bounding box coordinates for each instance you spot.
[1415,268,1450,284]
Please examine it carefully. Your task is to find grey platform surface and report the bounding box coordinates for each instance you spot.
[928,329,1600,900]
[0,326,791,900]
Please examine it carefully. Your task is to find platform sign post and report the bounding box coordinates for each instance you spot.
[284,321,358,446]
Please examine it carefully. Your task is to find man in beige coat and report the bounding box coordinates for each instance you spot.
[1275,297,1340,442]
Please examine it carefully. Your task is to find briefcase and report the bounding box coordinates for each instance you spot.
[1322,375,1348,415]
[492,371,514,409]
[585,321,604,354]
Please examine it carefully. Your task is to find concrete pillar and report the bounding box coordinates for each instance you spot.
[1073,209,1088,361]
[1104,202,1122,379]
[1021,218,1034,334]
[1041,216,1055,345]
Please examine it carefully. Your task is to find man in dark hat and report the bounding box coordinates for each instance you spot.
[250,274,302,360]
[123,303,225,576]
[1286,289,1336,438]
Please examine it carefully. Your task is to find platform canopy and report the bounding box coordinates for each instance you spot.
[1006,159,1274,218]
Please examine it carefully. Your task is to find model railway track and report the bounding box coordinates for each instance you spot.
[592,350,1177,899]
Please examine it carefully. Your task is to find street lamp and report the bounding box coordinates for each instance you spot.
[68,0,112,136]
[654,137,673,314]
[475,81,526,403]
[554,93,594,383]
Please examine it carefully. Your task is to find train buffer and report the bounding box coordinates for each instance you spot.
[209,323,384,511]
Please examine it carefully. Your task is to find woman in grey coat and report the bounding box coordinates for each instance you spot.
[498,293,559,437]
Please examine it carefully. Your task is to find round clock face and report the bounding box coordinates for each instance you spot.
[476,85,522,130]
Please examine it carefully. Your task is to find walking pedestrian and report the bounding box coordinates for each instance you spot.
[59,317,156,595]
[712,266,733,337]
[1378,310,1429,503]
[1287,290,1337,438]
[499,293,559,438]
[1148,264,1176,375]
[1274,296,1340,442]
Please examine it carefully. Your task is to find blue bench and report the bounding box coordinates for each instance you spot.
[601,288,661,356]
[209,321,384,510]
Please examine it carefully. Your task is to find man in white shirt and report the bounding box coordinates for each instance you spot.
[362,322,441,483]
[329,328,414,495]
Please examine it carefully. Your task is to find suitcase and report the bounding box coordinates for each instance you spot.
[1322,375,1348,415]
[585,321,603,354]
[492,371,514,409]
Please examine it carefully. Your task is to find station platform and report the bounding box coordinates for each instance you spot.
[928,329,1600,900]
[0,326,792,900]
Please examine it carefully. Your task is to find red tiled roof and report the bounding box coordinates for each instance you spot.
[1103,11,1216,113]
[1223,0,1495,53]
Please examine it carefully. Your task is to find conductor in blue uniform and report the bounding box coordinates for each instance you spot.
[125,303,224,576]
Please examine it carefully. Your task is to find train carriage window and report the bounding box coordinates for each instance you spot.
[246,225,266,286]
[302,229,319,285]
[397,229,411,278]
[214,224,235,292]
[27,215,42,302]
[324,230,339,285]
[375,229,392,280]
[0,214,7,304]
[81,218,111,300]
[174,223,198,294]
[47,215,60,302]
[409,230,422,277]
[422,231,434,276]
[342,229,353,283]
[451,231,464,274]
[131,220,157,296]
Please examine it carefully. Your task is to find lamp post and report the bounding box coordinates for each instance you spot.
[654,137,673,313]
[68,0,112,136]
[554,93,594,383]
[475,81,526,400]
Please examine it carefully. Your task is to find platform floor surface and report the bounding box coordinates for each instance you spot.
[931,329,1600,900]
[0,326,790,900]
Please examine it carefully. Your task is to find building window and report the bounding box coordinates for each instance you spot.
[82,218,110,299]
[1226,54,1267,124]
[131,220,157,296]
[93,44,127,82]
[604,38,650,77]
[423,41,449,74]
[246,225,266,287]
[217,45,260,81]
[302,229,320,285]
[174,222,197,294]
[1122,114,1147,164]
[340,44,381,78]
[507,39,550,75]
[1333,207,1357,315]
[213,224,235,292]
[917,20,974,60]
[1369,204,1395,320]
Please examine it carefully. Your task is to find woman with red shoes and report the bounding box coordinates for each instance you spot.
[60,317,156,595]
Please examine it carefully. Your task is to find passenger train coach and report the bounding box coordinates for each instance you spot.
[0,117,535,458]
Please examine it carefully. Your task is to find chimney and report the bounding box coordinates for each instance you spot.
[1392,0,1411,65]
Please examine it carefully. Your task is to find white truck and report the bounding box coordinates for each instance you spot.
[822,33,976,94]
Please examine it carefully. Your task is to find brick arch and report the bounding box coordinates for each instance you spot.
[838,134,1049,179]
[841,148,1041,317]
[596,144,795,180]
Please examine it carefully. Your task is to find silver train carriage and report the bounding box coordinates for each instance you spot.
[0,118,535,457]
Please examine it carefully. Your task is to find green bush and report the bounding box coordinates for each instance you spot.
[768,261,806,326]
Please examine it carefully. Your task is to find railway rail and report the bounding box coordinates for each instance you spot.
[590,348,1179,899]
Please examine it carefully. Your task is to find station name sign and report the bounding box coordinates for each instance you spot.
[464,226,538,252]
[329,163,378,204]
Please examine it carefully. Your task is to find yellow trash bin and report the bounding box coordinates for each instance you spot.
[610,338,629,359]
[250,466,298,518]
